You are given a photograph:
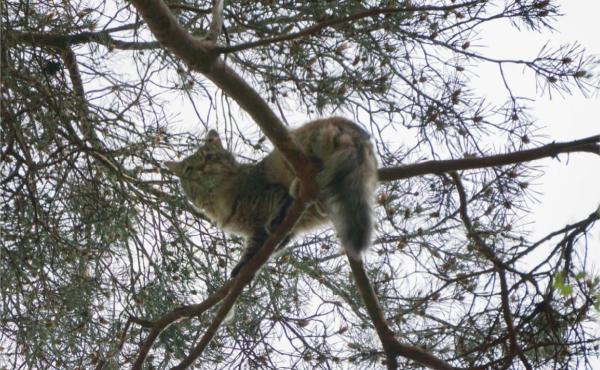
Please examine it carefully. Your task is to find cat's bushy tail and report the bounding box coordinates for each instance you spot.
[316,124,378,259]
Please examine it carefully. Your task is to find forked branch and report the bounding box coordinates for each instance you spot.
[130,195,308,370]
[169,196,309,370]
[347,257,457,370]
[450,172,532,370]
[130,280,233,370]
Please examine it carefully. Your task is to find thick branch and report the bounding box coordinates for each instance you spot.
[170,196,309,370]
[347,257,457,370]
[347,257,398,370]
[130,0,314,180]
[378,135,600,182]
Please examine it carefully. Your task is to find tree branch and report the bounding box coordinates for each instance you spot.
[130,0,315,181]
[130,190,311,370]
[450,172,532,370]
[130,280,234,370]
[214,1,484,54]
[206,0,224,41]
[378,135,600,182]
[347,257,458,370]
[170,196,309,370]
[10,27,160,50]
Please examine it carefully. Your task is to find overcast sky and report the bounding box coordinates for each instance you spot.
[523,3,599,244]
[472,3,599,366]
[471,3,599,242]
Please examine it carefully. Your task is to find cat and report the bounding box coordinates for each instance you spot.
[163,117,378,276]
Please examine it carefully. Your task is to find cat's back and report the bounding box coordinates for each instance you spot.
[261,117,374,187]
[291,116,371,156]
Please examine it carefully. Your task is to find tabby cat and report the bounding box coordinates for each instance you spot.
[164,117,378,275]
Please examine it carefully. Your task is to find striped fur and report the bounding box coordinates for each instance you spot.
[164,117,377,274]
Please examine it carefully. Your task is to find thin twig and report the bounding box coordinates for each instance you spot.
[450,172,532,370]
[215,1,484,53]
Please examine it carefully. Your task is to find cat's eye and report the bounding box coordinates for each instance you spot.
[183,165,193,176]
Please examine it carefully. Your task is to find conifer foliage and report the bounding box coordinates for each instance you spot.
[1,1,599,369]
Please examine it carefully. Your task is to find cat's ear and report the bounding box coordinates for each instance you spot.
[205,130,223,148]
[162,160,186,177]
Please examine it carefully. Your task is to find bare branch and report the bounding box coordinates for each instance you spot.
[378,135,600,182]
[347,257,458,370]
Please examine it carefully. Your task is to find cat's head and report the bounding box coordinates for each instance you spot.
[163,130,237,181]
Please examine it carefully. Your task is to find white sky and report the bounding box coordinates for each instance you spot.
[472,3,599,235]
[523,2,600,243]
[471,3,599,368]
